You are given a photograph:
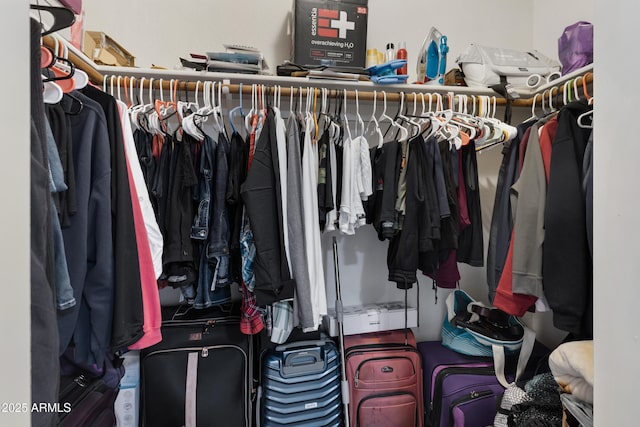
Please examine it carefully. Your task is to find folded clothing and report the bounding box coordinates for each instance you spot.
[549,340,594,404]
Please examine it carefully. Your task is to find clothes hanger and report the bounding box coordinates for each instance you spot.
[354,89,365,138]
[364,90,383,148]
[245,84,256,133]
[446,94,477,142]
[55,35,89,90]
[577,74,594,128]
[563,80,572,106]
[396,92,420,140]
[342,89,352,142]
[378,91,408,142]
[312,87,319,141]
[228,82,245,136]
[42,77,63,104]
[178,80,199,123]
[524,93,540,123]
[116,76,123,102]
[31,4,75,36]
[577,108,593,129]
[582,72,594,104]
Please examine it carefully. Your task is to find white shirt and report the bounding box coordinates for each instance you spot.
[118,101,164,279]
[302,115,327,329]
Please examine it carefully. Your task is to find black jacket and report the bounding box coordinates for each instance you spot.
[241,109,296,305]
[388,135,440,288]
[543,100,593,337]
[81,85,145,351]
[457,143,484,267]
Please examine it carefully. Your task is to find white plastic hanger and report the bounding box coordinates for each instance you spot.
[342,89,352,142]
[354,89,365,138]
[42,77,63,104]
[289,85,295,118]
[245,84,256,134]
[50,34,87,90]
[396,92,420,140]
[228,82,245,135]
[378,91,408,142]
[364,90,383,148]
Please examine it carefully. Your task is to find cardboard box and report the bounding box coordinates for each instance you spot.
[84,31,135,67]
[114,351,140,427]
[323,302,418,336]
[291,0,368,68]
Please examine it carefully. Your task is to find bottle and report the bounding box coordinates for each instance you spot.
[396,41,407,75]
[366,48,379,68]
[385,43,395,63]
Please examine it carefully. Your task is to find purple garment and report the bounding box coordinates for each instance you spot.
[558,21,593,75]
[59,0,82,14]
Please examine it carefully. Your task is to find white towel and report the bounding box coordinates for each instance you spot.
[549,340,594,404]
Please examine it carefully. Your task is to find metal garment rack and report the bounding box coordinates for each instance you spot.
[44,35,593,108]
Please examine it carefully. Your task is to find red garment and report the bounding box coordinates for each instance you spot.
[493,228,537,316]
[493,128,537,316]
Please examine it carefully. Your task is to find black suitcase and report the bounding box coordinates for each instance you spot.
[57,373,118,427]
[140,307,254,427]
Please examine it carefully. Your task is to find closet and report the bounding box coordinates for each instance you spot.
[4,0,640,425]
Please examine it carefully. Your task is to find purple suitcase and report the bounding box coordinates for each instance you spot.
[417,341,548,427]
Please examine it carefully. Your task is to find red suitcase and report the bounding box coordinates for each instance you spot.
[344,329,424,427]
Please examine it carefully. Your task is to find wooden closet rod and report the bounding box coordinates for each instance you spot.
[43,36,593,108]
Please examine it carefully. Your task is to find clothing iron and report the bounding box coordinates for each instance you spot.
[417,27,448,85]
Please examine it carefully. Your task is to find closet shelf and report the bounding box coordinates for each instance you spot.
[45,35,592,107]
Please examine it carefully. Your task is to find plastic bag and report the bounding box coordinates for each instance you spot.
[558,21,593,75]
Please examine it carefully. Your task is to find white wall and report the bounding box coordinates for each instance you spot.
[532,0,594,62]
[0,2,31,426]
[83,0,533,82]
[593,1,640,424]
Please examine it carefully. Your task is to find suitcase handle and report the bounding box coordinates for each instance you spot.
[277,341,329,376]
[275,339,330,352]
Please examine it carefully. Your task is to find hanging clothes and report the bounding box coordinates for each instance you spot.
[55,89,114,367]
[494,121,549,316]
[30,18,59,427]
[81,84,144,351]
[487,98,593,338]
[286,115,315,331]
[117,101,163,350]
[241,108,296,306]
[456,142,484,266]
[543,100,593,337]
[486,122,532,302]
[301,113,327,330]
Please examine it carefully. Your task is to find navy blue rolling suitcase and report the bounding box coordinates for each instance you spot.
[260,339,343,427]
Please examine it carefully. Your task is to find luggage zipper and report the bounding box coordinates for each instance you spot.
[142,345,250,426]
[430,366,495,426]
[355,391,418,427]
[346,343,413,358]
[142,344,247,361]
[161,317,240,328]
[447,390,494,427]
[354,356,416,388]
